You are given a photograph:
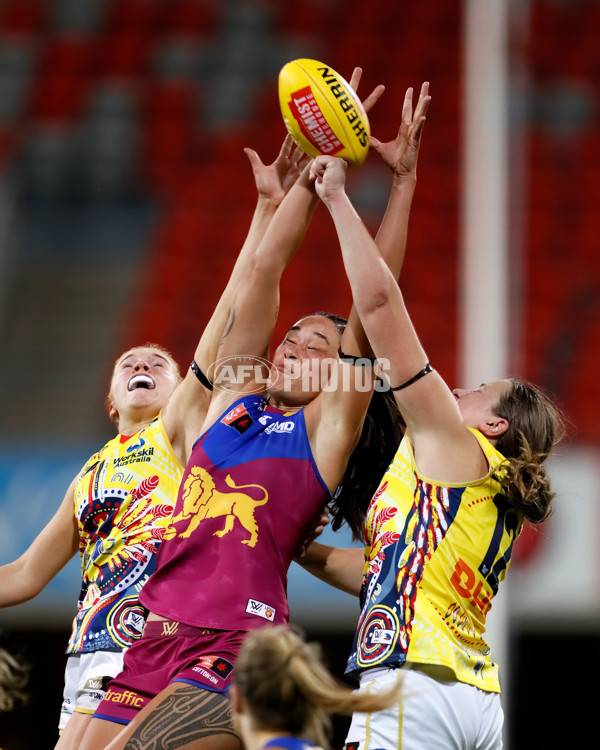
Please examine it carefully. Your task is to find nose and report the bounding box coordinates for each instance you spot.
[452,388,467,398]
[133,359,150,371]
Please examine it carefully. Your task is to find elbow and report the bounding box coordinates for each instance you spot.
[358,281,394,320]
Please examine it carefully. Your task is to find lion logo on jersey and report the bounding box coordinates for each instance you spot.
[163,467,269,547]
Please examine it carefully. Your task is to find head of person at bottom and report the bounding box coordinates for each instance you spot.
[453,377,565,523]
[231,625,403,750]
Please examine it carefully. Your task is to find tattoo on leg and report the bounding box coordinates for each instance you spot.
[124,685,238,749]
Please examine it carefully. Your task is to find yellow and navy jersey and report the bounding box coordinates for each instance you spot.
[67,415,183,654]
[346,429,521,693]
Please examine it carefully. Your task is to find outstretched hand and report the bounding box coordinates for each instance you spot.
[244,133,310,208]
[309,156,348,205]
[371,81,431,180]
[349,66,386,115]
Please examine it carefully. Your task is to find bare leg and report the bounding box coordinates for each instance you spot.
[81,682,241,750]
[78,715,124,749]
[54,711,92,749]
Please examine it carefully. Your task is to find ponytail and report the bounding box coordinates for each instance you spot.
[235,626,402,749]
[494,379,565,524]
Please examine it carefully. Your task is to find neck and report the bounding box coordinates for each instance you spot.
[118,414,156,436]
[266,394,305,414]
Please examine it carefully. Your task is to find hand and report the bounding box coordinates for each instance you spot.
[348,67,386,115]
[294,505,330,560]
[244,133,310,208]
[310,156,348,204]
[371,82,431,181]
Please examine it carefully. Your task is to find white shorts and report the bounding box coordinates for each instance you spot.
[58,650,125,731]
[345,663,504,750]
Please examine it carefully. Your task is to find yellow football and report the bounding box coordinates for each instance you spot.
[278,58,370,167]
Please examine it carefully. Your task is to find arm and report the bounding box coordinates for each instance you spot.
[320,159,481,480]
[304,86,430,487]
[162,136,308,460]
[343,82,431,357]
[295,542,364,597]
[0,477,79,607]
[210,164,320,370]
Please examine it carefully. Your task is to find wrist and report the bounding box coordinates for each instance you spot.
[391,172,417,189]
[256,194,279,213]
[322,190,349,214]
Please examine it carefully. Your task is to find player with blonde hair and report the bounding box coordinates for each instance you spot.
[78,79,430,750]
[232,625,401,750]
[0,135,308,750]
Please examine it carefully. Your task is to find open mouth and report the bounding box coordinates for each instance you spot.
[128,374,155,391]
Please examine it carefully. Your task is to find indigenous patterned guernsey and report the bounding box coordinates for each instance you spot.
[68,415,183,654]
[346,428,521,693]
[140,395,330,631]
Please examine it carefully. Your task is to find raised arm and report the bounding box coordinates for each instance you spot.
[303,87,431,490]
[0,477,79,607]
[319,155,481,481]
[373,82,430,276]
[211,164,320,373]
[162,136,308,459]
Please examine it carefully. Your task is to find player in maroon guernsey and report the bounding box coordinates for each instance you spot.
[80,79,430,750]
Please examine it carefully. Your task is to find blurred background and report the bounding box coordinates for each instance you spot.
[0,0,598,747]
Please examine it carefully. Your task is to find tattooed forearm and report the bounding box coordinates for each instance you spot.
[124,685,240,750]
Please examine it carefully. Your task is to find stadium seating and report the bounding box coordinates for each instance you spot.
[0,0,597,443]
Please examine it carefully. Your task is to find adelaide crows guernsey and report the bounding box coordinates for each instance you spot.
[67,415,183,654]
[140,395,330,631]
[346,429,521,693]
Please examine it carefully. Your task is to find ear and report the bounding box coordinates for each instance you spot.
[108,402,118,421]
[479,416,509,440]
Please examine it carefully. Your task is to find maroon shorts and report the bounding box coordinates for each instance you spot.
[93,620,246,726]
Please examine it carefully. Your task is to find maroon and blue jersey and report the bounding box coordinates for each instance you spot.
[140,395,330,631]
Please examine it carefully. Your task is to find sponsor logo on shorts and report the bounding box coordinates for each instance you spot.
[162,621,179,636]
[246,598,275,621]
[191,665,219,685]
[83,676,111,692]
[104,689,145,707]
[195,655,234,679]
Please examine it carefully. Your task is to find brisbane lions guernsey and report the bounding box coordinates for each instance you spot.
[140,395,330,631]
[346,429,520,693]
[68,415,183,654]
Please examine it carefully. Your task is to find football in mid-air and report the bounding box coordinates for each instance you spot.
[278,58,370,167]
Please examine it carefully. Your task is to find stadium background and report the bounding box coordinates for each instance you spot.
[0,0,598,747]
